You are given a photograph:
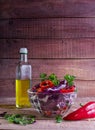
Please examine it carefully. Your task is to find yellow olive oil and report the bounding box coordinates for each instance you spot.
[16,79,31,108]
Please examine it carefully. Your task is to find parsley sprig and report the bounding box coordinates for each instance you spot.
[4,114,36,125]
[64,74,75,86]
[40,73,59,86]
[40,73,75,87]
[56,115,63,123]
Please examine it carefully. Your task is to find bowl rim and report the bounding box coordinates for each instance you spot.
[27,89,77,95]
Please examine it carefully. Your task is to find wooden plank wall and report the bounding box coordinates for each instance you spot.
[0,0,95,98]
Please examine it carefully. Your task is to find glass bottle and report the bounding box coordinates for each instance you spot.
[16,48,31,108]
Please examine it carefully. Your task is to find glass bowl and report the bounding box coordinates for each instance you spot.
[28,89,77,117]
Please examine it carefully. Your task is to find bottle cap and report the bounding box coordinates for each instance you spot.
[20,48,28,54]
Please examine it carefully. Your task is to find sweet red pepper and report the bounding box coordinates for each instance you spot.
[63,101,95,120]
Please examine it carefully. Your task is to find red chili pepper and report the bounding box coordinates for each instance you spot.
[63,101,95,120]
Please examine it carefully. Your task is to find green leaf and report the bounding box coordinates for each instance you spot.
[4,114,36,125]
[56,115,63,123]
[40,73,47,81]
[64,74,75,86]
[48,73,59,85]
[48,73,57,80]
[39,73,59,86]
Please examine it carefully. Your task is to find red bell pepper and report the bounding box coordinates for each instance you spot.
[60,86,75,93]
[63,101,95,120]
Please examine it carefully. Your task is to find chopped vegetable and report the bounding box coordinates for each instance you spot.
[33,73,76,93]
[30,73,77,119]
[40,73,59,86]
[39,80,54,92]
[4,114,36,125]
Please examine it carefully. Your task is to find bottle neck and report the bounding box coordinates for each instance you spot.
[20,53,28,62]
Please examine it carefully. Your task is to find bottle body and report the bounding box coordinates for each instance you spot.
[16,79,31,108]
[16,49,31,108]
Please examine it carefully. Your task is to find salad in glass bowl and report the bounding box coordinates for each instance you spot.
[28,73,77,117]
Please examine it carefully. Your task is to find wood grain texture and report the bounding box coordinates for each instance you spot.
[0,0,95,98]
[0,80,15,97]
[0,97,95,130]
[0,79,95,98]
[0,0,95,18]
[0,58,95,97]
[0,59,95,81]
[0,39,95,59]
[0,18,95,39]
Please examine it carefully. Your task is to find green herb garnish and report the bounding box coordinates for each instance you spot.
[56,115,63,123]
[64,74,75,86]
[40,73,59,86]
[40,73,75,86]
[4,114,36,125]
[48,73,59,86]
[40,73,47,81]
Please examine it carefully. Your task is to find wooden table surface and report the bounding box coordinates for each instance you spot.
[0,97,95,130]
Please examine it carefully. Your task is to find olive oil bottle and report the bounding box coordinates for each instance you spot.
[16,48,32,108]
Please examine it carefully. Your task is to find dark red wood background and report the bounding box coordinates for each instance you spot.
[0,0,95,98]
